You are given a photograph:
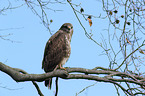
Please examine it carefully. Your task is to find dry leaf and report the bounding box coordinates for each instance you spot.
[50,19,53,23]
[121,15,124,18]
[139,49,145,54]
[109,11,113,15]
[115,19,120,24]
[80,8,84,13]
[87,18,92,27]
[127,22,131,25]
[126,38,132,45]
[88,16,92,19]
[114,10,118,13]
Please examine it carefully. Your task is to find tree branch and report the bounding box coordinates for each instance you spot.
[0,62,145,95]
[0,62,68,82]
[55,77,59,96]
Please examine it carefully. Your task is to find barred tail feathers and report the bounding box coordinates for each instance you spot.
[45,78,52,89]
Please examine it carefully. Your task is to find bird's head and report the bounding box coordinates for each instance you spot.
[60,23,73,36]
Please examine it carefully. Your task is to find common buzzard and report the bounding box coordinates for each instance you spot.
[42,23,73,89]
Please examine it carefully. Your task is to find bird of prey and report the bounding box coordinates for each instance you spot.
[42,23,73,89]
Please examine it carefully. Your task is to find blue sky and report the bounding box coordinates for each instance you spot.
[0,0,132,96]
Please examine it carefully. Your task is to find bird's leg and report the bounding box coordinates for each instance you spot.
[53,65,59,71]
[59,64,66,70]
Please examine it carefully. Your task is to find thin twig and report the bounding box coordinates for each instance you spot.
[115,43,145,70]
[32,81,44,96]
[55,77,59,96]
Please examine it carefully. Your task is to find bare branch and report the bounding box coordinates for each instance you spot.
[0,62,68,82]
[0,62,145,95]
[115,43,145,70]
[55,77,59,96]
[32,81,44,96]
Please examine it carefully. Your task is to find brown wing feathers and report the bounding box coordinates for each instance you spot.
[42,31,67,72]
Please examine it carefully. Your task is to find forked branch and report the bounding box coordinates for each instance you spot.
[0,62,145,96]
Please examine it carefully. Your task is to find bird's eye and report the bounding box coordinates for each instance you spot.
[67,26,73,30]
